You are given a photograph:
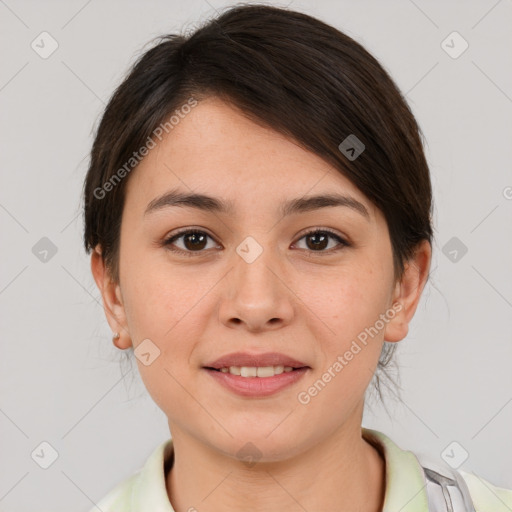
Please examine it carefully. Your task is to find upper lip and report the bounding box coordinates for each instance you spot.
[204,352,309,370]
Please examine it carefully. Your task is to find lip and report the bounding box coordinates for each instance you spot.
[203,351,309,370]
[202,351,310,398]
[204,367,309,397]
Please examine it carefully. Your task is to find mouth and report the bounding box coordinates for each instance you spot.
[203,351,310,373]
[202,352,311,397]
[203,365,308,378]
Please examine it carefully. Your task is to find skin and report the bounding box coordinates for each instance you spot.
[91,96,431,512]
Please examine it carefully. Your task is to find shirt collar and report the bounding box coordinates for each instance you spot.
[363,427,429,512]
[131,437,175,511]
[131,428,429,512]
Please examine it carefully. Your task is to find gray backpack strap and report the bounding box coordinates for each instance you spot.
[417,457,476,512]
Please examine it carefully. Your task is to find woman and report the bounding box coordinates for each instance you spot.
[83,4,511,511]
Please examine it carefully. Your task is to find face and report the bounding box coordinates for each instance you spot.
[93,96,428,462]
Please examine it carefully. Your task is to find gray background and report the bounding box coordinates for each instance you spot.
[1,0,511,510]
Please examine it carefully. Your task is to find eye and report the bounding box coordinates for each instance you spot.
[293,229,349,254]
[162,228,349,257]
[163,229,219,256]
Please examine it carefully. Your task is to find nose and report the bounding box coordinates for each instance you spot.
[217,243,295,333]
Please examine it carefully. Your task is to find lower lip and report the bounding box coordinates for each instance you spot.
[204,368,309,397]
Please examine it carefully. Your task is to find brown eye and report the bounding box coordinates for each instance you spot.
[181,231,208,251]
[305,232,329,250]
[164,230,217,255]
[163,228,349,258]
[294,229,348,253]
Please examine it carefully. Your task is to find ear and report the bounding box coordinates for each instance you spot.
[90,245,132,350]
[384,240,432,343]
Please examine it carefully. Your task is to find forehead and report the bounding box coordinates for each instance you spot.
[124,97,378,219]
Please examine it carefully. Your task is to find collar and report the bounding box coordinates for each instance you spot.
[130,428,429,511]
[363,428,429,511]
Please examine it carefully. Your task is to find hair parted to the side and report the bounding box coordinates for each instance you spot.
[82,3,433,405]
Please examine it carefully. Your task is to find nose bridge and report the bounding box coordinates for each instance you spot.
[218,234,294,330]
[233,233,282,300]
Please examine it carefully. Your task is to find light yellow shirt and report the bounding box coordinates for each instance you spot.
[89,428,512,511]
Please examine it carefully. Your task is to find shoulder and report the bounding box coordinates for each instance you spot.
[87,472,138,512]
[362,428,512,512]
[460,470,512,512]
[87,437,174,512]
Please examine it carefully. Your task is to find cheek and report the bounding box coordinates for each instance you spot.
[297,256,392,403]
[123,267,203,343]
[119,236,191,332]
[120,254,221,387]
[120,261,209,411]
[296,274,388,419]
[303,259,391,338]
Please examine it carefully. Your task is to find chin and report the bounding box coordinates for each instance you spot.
[208,427,306,464]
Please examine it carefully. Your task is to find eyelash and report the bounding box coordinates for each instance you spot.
[162,228,350,258]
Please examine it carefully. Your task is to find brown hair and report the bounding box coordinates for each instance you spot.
[82,4,433,401]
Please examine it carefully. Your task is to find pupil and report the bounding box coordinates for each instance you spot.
[185,232,206,250]
[308,232,328,250]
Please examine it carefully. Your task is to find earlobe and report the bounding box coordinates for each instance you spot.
[90,245,133,349]
[384,240,432,343]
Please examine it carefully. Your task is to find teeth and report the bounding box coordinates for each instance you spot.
[218,365,297,377]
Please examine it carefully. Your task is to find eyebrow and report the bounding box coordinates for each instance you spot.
[144,188,370,220]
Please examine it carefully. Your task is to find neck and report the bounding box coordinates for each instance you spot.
[165,415,385,512]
